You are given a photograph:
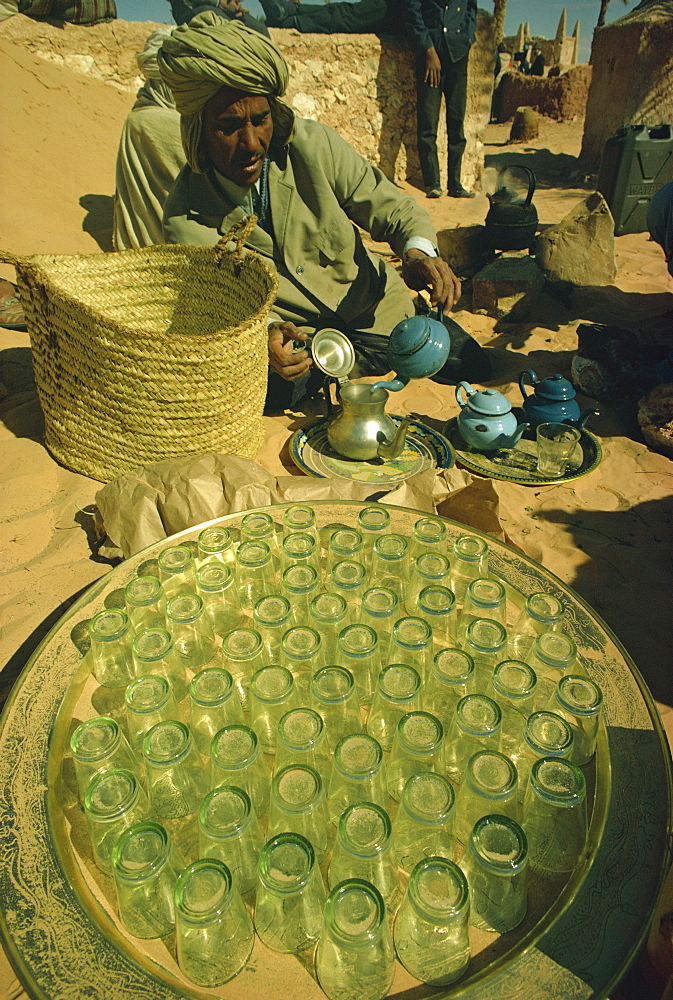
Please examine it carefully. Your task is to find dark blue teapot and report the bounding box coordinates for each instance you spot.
[519,370,597,429]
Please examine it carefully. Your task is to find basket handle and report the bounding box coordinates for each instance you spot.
[213,215,257,267]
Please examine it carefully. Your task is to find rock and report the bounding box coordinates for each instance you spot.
[571,322,665,401]
[532,192,616,285]
[471,253,545,315]
[509,107,539,142]
[638,383,673,459]
[437,225,495,278]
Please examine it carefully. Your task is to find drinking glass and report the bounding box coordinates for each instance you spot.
[253,594,293,662]
[463,618,508,689]
[394,857,471,986]
[316,879,395,1000]
[282,504,320,548]
[125,674,180,753]
[84,768,152,873]
[268,763,332,862]
[89,609,134,689]
[174,858,254,986]
[357,505,391,566]
[166,593,219,672]
[111,820,183,939]
[236,540,276,608]
[444,694,502,784]
[523,757,588,873]
[70,715,138,803]
[157,544,196,600]
[511,710,574,796]
[221,626,265,710]
[526,631,581,705]
[487,659,537,754]
[132,627,189,702]
[457,577,507,645]
[254,832,326,953]
[280,625,323,700]
[328,802,401,911]
[460,814,528,933]
[197,525,235,567]
[198,784,264,894]
[508,592,565,660]
[281,531,321,574]
[189,667,245,755]
[545,674,603,765]
[370,534,409,603]
[327,527,365,576]
[451,534,489,605]
[392,771,455,874]
[359,587,399,654]
[411,516,448,560]
[336,624,379,707]
[387,616,433,680]
[328,733,388,824]
[387,711,445,801]
[275,707,330,778]
[416,586,456,648]
[311,666,362,750]
[210,724,271,817]
[195,561,241,637]
[309,591,349,662]
[536,422,581,478]
[249,665,298,754]
[142,720,207,821]
[453,750,519,848]
[422,648,476,731]
[367,664,421,751]
[240,510,280,563]
[406,553,451,612]
[329,559,367,603]
[281,563,321,619]
[124,575,165,633]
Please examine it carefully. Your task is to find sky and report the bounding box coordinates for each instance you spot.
[115,0,640,63]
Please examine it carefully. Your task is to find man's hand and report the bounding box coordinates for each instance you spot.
[424,46,442,88]
[402,251,462,313]
[268,322,312,381]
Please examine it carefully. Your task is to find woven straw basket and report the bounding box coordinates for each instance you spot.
[1,218,278,483]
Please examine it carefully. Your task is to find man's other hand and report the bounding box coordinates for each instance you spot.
[424,47,442,88]
[268,322,312,380]
[402,252,462,313]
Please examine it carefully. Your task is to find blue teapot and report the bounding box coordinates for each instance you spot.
[370,308,450,392]
[456,382,529,452]
[519,370,597,429]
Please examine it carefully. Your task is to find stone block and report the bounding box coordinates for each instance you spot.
[532,191,617,285]
[437,225,495,278]
[471,253,545,314]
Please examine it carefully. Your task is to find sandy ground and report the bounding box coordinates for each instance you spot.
[0,16,672,998]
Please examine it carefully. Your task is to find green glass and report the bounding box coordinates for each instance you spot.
[253,594,292,662]
[254,832,326,953]
[546,674,603,765]
[240,510,280,562]
[387,711,444,800]
[316,879,395,1000]
[457,577,507,645]
[221,626,265,710]
[132,627,188,702]
[157,544,196,600]
[328,802,401,912]
[327,528,364,575]
[249,664,298,754]
[450,534,489,605]
[189,667,245,755]
[525,630,581,705]
[282,504,320,547]
[281,563,321,618]
[329,559,367,603]
[198,785,264,895]
[416,586,456,648]
[387,617,433,681]
[508,592,565,660]
[394,857,471,987]
[328,733,388,825]
[453,750,519,848]
[88,608,134,689]
[235,539,276,609]
[392,771,455,875]
[488,659,538,754]
[422,648,476,731]
[411,516,447,559]
[336,623,379,708]
[460,814,528,933]
[311,666,362,751]
[268,764,333,863]
[280,625,323,700]
[406,552,451,611]
[195,561,241,637]
[210,724,271,817]
[357,505,391,566]
[275,707,330,779]
[463,617,508,688]
[197,525,235,567]
[281,531,321,573]
[83,767,152,874]
[166,592,219,672]
[370,534,409,602]
[124,575,165,633]
[70,715,137,804]
[445,694,502,784]
[523,757,588,873]
[142,720,207,821]
[111,821,183,939]
[367,664,421,752]
[174,859,254,986]
[125,673,179,753]
[511,710,574,799]
[359,586,399,654]
[309,591,349,663]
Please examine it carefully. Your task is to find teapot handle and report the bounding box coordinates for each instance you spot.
[519,369,538,401]
[455,381,473,409]
[518,165,536,207]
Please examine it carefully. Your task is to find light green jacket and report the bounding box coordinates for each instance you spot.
[163,118,438,337]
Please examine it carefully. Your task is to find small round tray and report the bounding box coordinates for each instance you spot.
[290,415,455,485]
[444,416,602,485]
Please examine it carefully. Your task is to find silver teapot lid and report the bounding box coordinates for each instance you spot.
[311,328,355,384]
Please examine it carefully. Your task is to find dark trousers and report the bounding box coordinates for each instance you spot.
[277,0,388,33]
[415,49,469,192]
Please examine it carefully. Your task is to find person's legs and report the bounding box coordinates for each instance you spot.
[442,52,474,198]
[415,49,443,194]
[261,0,387,32]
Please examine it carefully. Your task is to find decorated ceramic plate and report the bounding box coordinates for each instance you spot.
[289,415,455,484]
[444,417,602,486]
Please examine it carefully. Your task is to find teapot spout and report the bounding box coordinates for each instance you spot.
[370,376,409,393]
[509,422,530,447]
[570,408,599,431]
[377,415,412,460]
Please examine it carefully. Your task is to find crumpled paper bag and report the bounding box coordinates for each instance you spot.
[95,451,501,559]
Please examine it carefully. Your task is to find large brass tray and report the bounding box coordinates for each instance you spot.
[0,502,670,1000]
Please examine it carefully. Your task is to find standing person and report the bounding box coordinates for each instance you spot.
[158,14,491,408]
[404,0,477,199]
[529,45,545,76]
[169,0,269,36]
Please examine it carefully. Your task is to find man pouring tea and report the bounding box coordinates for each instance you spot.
[158,14,491,407]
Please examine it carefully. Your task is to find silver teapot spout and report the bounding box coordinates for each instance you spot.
[376,415,412,460]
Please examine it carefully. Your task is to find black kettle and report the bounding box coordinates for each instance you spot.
[484,165,538,251]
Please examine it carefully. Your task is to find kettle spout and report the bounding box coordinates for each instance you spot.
[508,422,530,447]
[570,408,599,431]
[377,415,412,460]
[370,376,409,393]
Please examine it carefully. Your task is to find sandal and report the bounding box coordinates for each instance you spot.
[0,283,27,330]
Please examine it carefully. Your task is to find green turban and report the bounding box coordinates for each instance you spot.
[158,12,294,173]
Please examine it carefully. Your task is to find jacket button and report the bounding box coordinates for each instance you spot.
[443,25,447,31]
[296,265,304,274]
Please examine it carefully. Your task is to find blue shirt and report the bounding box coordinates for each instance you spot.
[403,0,477,62]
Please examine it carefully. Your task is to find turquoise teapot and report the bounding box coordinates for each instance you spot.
[370,308,451,392]
[519,370,597,429]
[456,382,529,452]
